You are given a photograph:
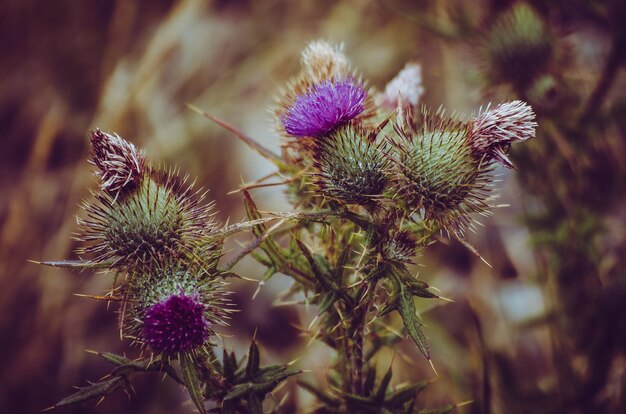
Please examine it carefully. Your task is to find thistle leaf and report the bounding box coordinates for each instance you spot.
[55,376,127,408]
[180,353,207,414]
[398,287,430,360]
[35,259,115,269]
[246,340,261,377]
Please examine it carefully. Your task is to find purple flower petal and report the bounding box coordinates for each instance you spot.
[282,78,367,137]
[142,293,209,355]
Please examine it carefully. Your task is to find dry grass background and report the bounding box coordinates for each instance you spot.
[0,1,582,413]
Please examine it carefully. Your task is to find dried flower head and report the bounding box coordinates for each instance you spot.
[124,265,231,357]
[90,129,146,196]
[377,63,424,111]
[393,109,493,236]
[470,100,537,168]
[309,124,389,206]
[280,78,368,138]
[301,39,351,83]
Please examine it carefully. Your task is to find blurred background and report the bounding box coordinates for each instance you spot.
[1,0,625,413]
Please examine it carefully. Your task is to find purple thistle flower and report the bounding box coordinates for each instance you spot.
[142,293,210,355]
[281,78,367,138]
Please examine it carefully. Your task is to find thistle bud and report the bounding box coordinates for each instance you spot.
[394,110,492,235]
[381,230,419,264]
[300,39,351,83]
[377,63,424,111]
[124,265,231,357]
[470,101,537,168]
[77,133,219,270]
[280,77,368,138]
[309,124,389,206]
[483,3,553,89]
[90,129,146,196]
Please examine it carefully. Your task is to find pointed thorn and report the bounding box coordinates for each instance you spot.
[429,359,438,376]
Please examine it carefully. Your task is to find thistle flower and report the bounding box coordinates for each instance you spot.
[123,265,231,357]
[393,109,493,236]
[90,129,146,196]
[470,101,537,168]
[77,134,219,270]
[308,124,389,206]
[280,77,368,138]
[300,39,351,83]
[377,63,424,111]
[483,3,553,88]
[77,171,219,270]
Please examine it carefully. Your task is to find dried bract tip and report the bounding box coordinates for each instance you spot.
[90,129,145,195]
[301,40,351,83]
[470,100,537,168]
[281,78,367,138]
[377,63,424,111]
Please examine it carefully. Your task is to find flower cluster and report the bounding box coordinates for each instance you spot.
[276,39,536,236]
[77,131,229,360]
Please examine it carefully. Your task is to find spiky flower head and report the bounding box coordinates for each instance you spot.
[124,265,230,357]
[77,172,219,270]
[308,124,389,207]
[483,3,553,89]
[280,77,368,138]
[470,100,537,168]
[380,230,419,265]
[393,109,493,236]
[90,129,146,196]
[377,63,424,111]
[78,135,219,270]
[301,39,351,83]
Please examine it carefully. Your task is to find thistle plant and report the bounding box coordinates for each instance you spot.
[40,39,536,413]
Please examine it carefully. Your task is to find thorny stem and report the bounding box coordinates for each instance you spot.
[350,279,379,395]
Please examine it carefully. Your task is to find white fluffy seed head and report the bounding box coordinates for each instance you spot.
[300,39,351,82]
[377,63,424,110]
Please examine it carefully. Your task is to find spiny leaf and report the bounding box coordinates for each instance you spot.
[363,366,377,396]
[375,365,393,404]
[398,288,430,360]
[224,367,301,401]
[223,350,237,382]
[54,376,126,408]
[386,381,430,408]
[180,353,206,414]
[246,341,261,377]
[96,351,132,367]
[34,259,116,269]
